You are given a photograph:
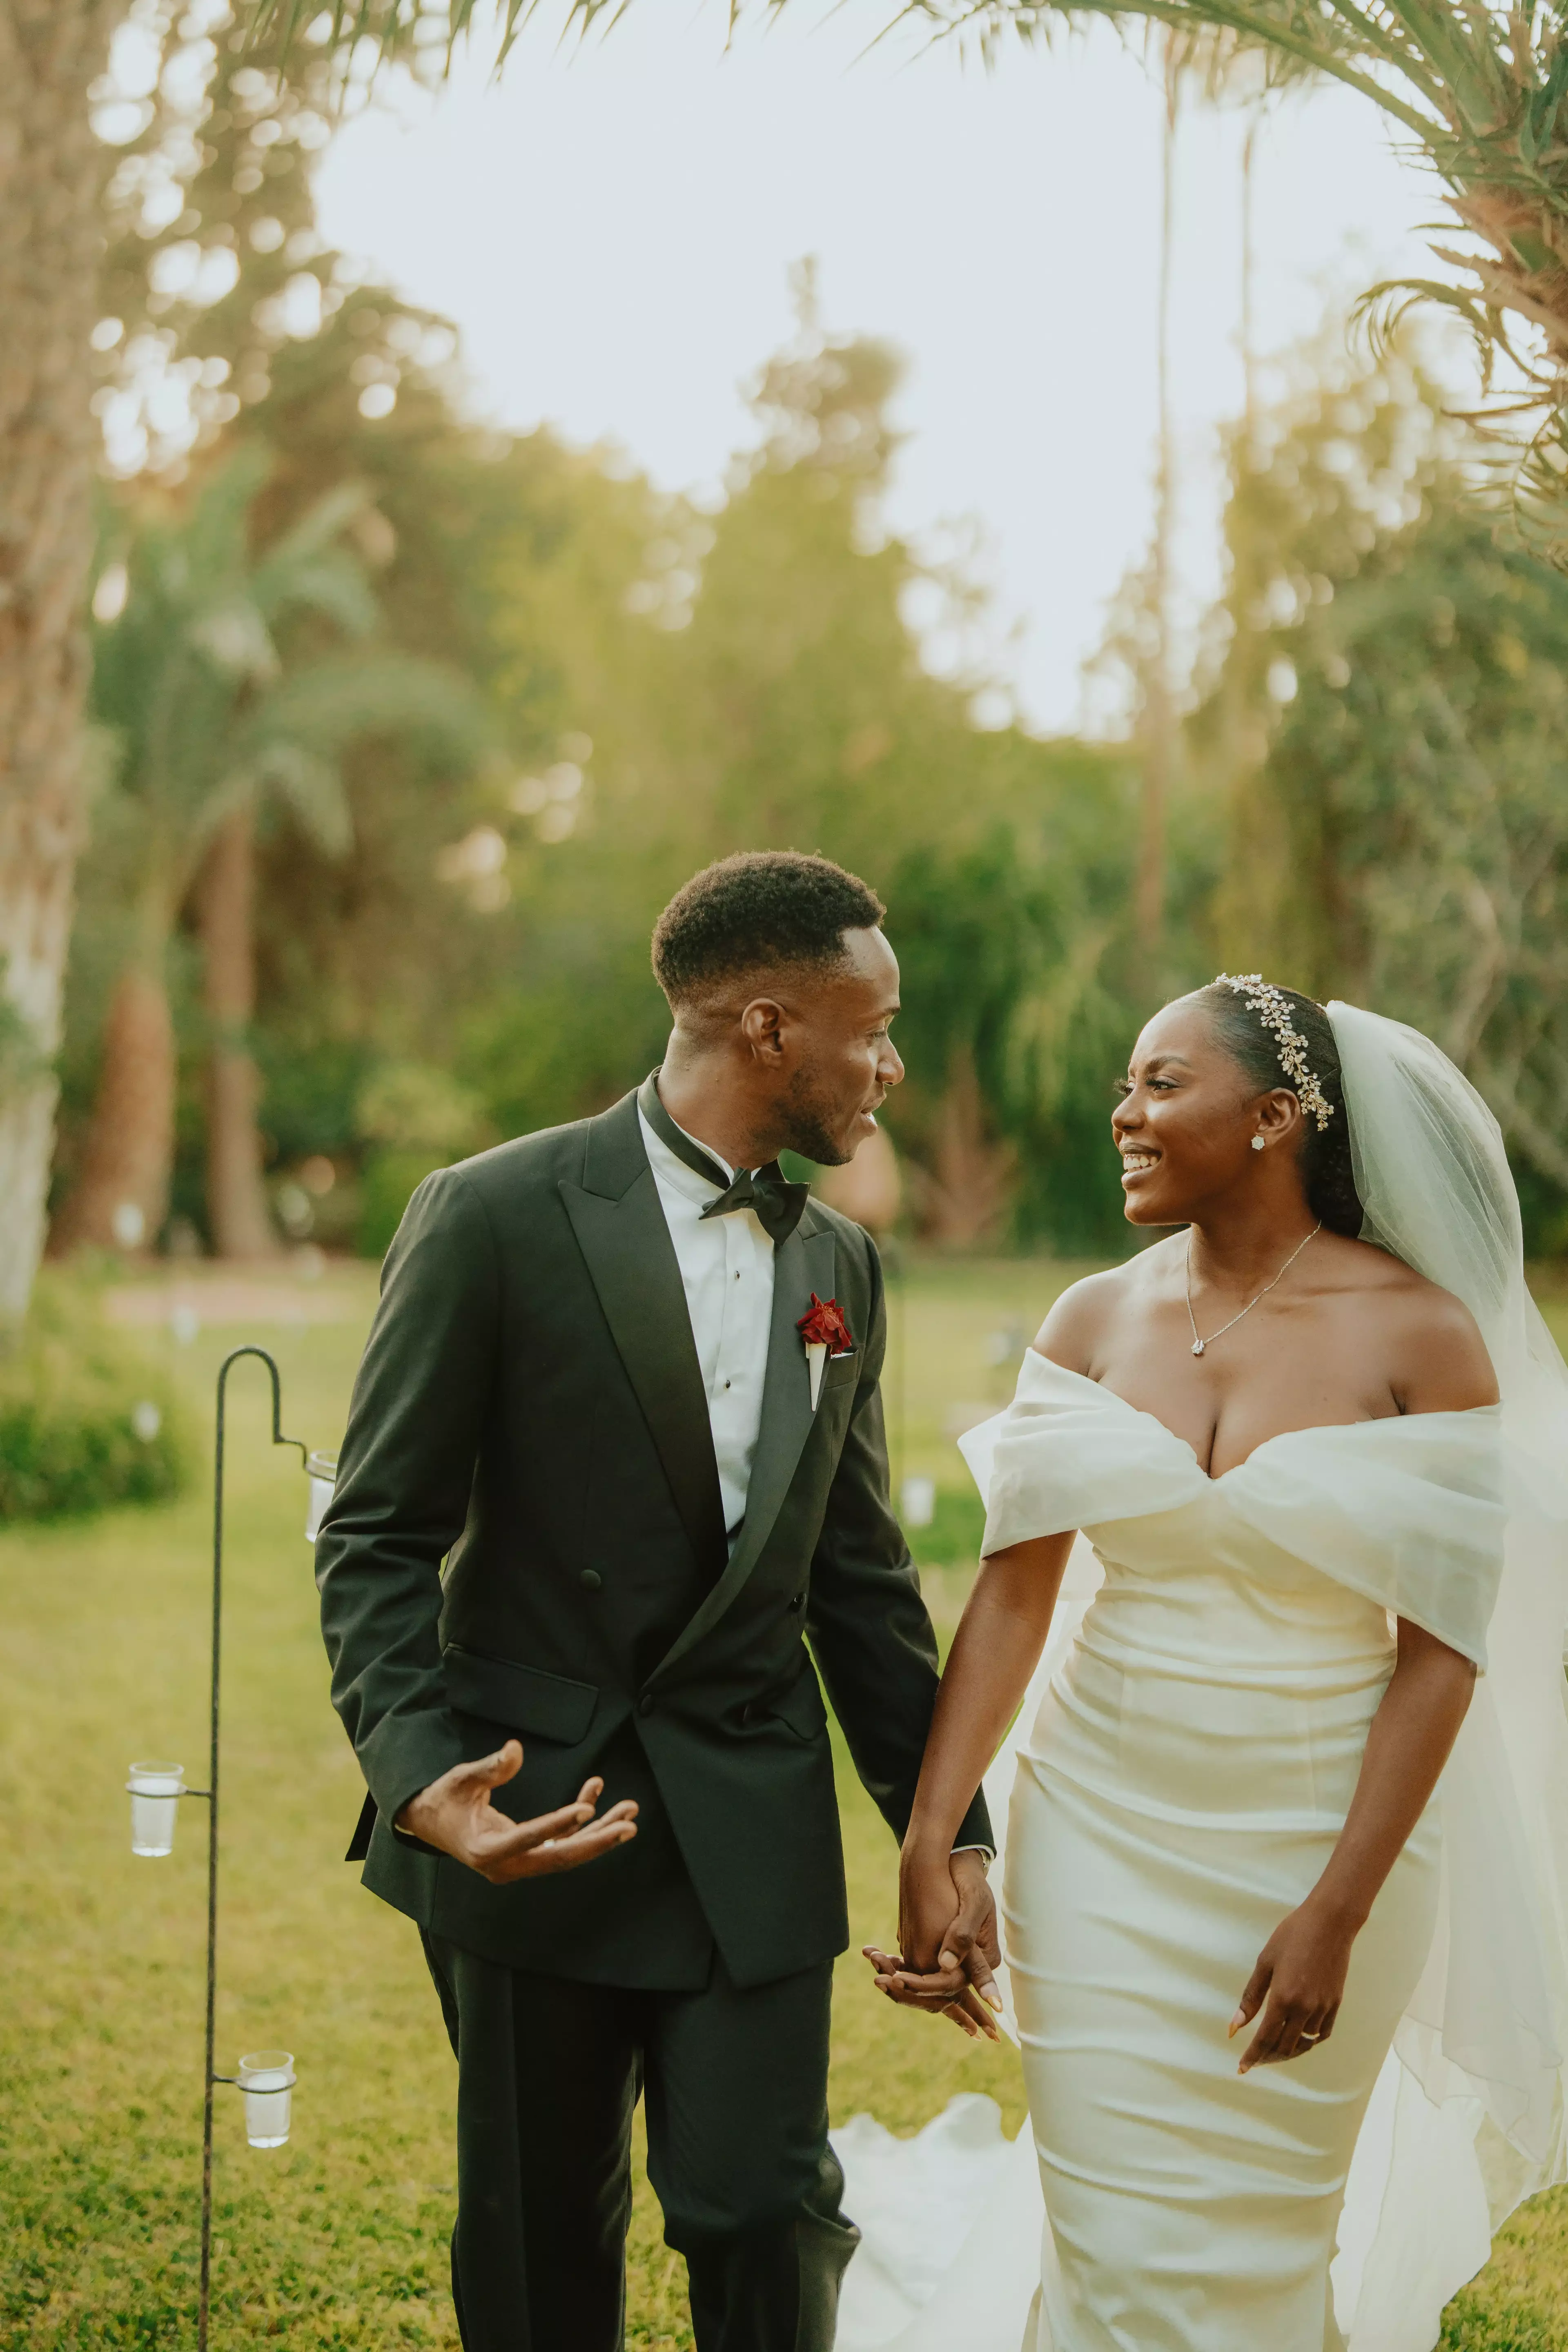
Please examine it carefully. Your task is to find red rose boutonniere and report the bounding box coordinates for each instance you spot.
[797,1293,855,1410]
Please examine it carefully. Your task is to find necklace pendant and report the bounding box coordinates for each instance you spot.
[1191,1339,1205,1356]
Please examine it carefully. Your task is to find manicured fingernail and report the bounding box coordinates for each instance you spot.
[939,1950,958,1971]
[1228,2012,1245,2037]
[984,1991,1003,2011]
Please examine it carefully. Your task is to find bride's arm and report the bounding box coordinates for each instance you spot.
[1232,1620,1476,2072]
[1234,1286,1495,2073]
[871,1531,1075,2007]
[869,1283,1111,2024]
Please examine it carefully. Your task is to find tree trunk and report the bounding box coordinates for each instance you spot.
[0,0,123,1314]
[48,956,176,1254]
[1136,56,1178,985]
[813,1123,902,1233]
[913,1049,1015,1247]
[1239,113,1258,443]
[198,804,278,1258]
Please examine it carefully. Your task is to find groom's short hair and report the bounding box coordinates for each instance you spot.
[653,852,886,1004]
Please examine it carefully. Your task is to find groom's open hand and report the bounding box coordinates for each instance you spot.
[395,1742,639,1884]
[863,1849,1003,2040]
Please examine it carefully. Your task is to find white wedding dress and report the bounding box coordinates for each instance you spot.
[832,1004,1568,2352]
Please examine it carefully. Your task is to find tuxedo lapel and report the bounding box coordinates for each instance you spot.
[650,1206,838,1683]
[559,1094,729,1588]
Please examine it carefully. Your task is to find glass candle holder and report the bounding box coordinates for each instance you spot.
[238,2051,295,2148]
[128,1761,185,1856]
[900,1475,937,1530]
[304,1451,338,1544]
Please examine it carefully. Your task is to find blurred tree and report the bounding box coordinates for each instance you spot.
[1197,332,1568,1238]
[447,284,1157,1250]
[353,1058,490,1254]
[53,443,488,1255]
[94,0,459,479]
[0,0,122,1318]
[0,0,440,1315]
[1132,33,1179,986]
[1195,329,1453,969]
[244,391,682,1209]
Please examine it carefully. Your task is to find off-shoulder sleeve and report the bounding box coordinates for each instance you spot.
[959,1350,1205,1557]
[1223,1408,1505,1668]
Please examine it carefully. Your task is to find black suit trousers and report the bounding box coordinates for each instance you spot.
[422,1931,860,2352]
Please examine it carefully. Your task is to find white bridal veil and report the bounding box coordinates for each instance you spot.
[1323,1002,1568,2347]
[833,1001,1568,2352]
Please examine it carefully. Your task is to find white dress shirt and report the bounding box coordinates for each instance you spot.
[639,1106,775,1543]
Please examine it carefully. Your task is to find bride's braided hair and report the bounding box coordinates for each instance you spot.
[1196,980,1363,1238]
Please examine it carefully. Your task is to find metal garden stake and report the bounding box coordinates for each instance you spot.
[123,1344,336,2351]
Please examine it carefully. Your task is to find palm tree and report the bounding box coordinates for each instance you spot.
[908,0,1568,553]
[4,0,1552,1300]
[0,0,423,1314]
[52,445,489,1257]
[1136,29,1292,973]
[0,0,127,1318]
[1134,34,1180,974]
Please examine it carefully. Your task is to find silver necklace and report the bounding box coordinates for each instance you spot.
[1184,1223,1321,1356]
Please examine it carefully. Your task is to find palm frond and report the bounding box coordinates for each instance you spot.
[255,547,380,638]
[259,479,372,570]
[189,598,281,681]
[232,741,355,857]
[242,0,689,73]
[229,651,497,774]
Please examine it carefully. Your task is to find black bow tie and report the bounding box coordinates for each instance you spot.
[639,1072,809,1247]
[698,1164,809,1246]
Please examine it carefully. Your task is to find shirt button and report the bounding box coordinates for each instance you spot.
[579,1569,601,1591]
[638,1694,655,1717]
[724,1379,732,1391]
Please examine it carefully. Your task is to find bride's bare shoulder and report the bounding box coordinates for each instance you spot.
[1031,1241,1184,1374]
[1320,1233,1499,1409]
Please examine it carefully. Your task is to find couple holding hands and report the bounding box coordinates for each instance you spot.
[317,851,1568,2352]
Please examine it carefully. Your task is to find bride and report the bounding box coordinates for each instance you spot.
[853,980,1568,2352]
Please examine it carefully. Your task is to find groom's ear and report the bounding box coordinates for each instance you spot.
[739,994,789,1065]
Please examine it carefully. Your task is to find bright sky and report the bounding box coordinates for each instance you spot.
[315,1,1449,733]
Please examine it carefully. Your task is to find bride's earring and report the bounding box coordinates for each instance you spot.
[1251,1136,1266,1152]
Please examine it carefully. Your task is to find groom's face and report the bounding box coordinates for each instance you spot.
[765,925,905,1167]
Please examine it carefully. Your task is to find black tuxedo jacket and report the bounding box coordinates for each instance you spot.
[315,1086,991,1990]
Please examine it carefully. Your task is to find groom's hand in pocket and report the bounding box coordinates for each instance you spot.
[395,1741,639,1884]
[864,1849,1003,2040]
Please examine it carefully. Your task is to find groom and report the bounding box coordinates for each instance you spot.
[316,849,995,2352]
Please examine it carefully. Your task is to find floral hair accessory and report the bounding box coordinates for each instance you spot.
[1213,974,1335,1131]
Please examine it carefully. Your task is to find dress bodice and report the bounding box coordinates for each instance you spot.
[960,1352,1505,1669]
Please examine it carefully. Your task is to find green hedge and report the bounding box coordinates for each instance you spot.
[910,1486,987,1568]
[0,1276,186,1523]
[356,1147,450,1259]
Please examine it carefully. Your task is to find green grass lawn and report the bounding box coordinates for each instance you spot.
[3,1255,1567,2349]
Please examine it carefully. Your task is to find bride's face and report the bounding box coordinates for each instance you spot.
[1112,1000,1300,1225]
